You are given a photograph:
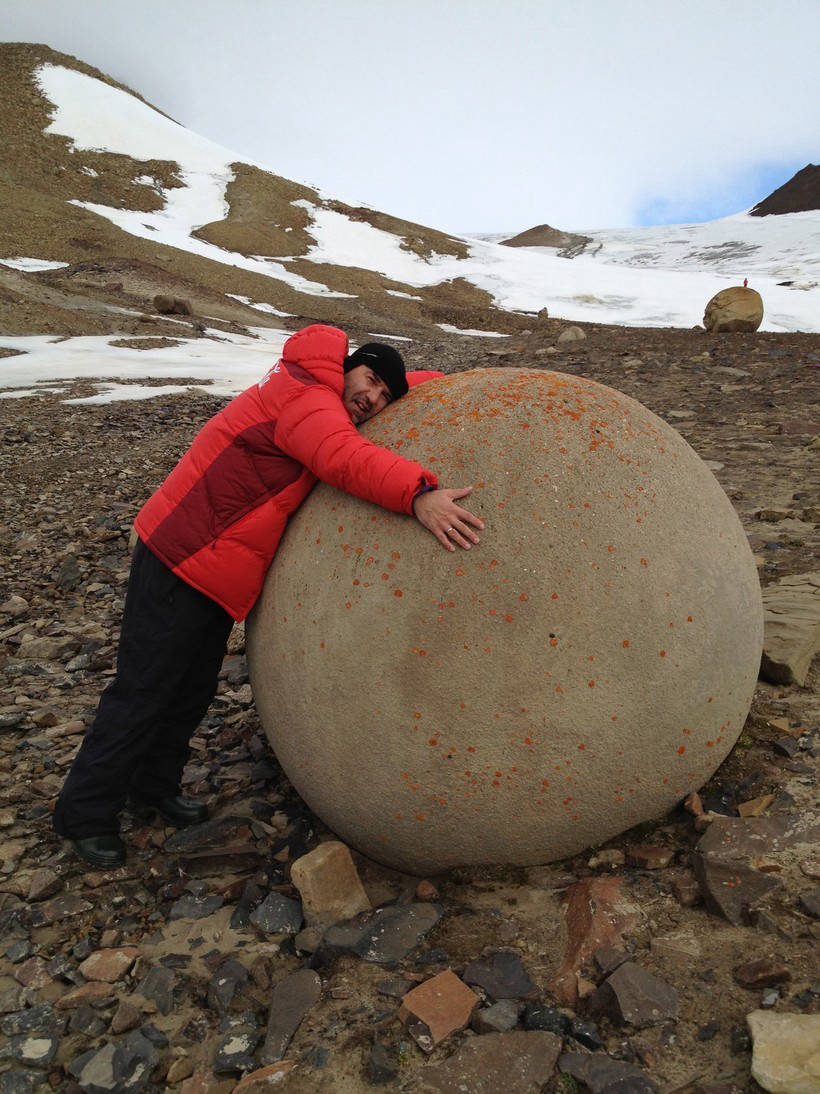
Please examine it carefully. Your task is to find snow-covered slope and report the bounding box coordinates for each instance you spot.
[18,62,818,335]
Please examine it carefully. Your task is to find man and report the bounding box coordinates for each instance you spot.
[53,324,484,866]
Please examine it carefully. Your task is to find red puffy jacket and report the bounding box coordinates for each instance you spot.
[134,325,440,621]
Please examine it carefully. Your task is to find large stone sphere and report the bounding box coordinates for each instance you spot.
[703,285,764,332]
[247,369,763,875]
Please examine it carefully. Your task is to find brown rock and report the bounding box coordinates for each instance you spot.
[684,791,704,816]
[259,969,321,1066]
[289,840,371,928]
[55,981,116,1009]
[399,970,480,1052]
[737,794,776,818]
[166,1055,194,1083]
[415,1031,562,1092]
[703,286,764,332]
[693,853,781,925]
[671,874,701,907]
[550,877,641,1004]
[759,570,820,686]
[588,961,679,1027]
[415,879,440,902]
[625,844,675,869]
[13,957,52,989]
[78,946,140,982]
[26,868,63,901]
[232,1062,297,1091]
[110,999,142,1034]
[733,958,791,988]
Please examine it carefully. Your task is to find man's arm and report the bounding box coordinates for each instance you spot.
[274,387,483,550]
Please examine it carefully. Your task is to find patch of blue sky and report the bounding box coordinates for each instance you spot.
[635,160,811,226]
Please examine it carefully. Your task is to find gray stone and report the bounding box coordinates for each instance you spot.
[462,949,538,1001]
[248,892,302,934]
[163,815,253,853]
[68,1004,108,1036]
[588,961,679,1027]
[747,1010,820,1094]
[557,325,587,343]
[0,1073,39,1094]
[799,888,820,918]
[207,958,249,1014]
[559,1051,660,1093]
[260,969,321,1065]
[3,941,32,964]
[212,1028,260,1075]
[760,571,820,686]
[1,1004,60,1037]
[414,1031,562,1093]
[368,1036,399,1083]
[135,966,175,1015]
[321,902,441,965]
[569,1017,604,1050]
[522,1004,570,1034]
[167,892,224,921]
[0,1032,58,1067]
[376,977,417,999]
[68,1030,156,1093]
[471,999,523,1034]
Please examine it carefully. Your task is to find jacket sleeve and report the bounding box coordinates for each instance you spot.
[274,386,438,514]
[406,370,444,387]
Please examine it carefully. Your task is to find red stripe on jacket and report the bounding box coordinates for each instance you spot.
[134,325,439,621]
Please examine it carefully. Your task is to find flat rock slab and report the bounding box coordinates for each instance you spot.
[399,971,479,1051]
[747,1010,820,1094]
[321,902,441,965]
[167,893,224,922]
[413,1031,562,1093]
[588,961,679,1027]
[260,969,321,1065]
[163,816,254,854]
[697,815,818,859]
[248,893,302,935]
[559,1051,660,1093]
[462,949,538,1001]
[760,570,820,685]
[693,856,781,925]
[68,1030,156,1093]
[550,877,641,1004]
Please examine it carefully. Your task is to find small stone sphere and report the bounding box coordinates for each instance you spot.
[247,369,763,875]
[703,286,764,332]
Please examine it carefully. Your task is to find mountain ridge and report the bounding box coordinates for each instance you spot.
[1,42,818,336]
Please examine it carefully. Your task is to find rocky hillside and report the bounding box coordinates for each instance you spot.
[0,43,510,343]
[750,164,820,217]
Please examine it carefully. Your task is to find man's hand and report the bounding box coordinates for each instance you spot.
[412,486,485,551]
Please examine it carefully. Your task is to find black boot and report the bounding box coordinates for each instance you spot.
[129,794,208,827]
[70,834,126,868]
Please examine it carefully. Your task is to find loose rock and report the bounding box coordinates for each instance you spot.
[747,1009,820,1094]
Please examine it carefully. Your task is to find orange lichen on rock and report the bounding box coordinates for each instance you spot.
[249,367,763,874]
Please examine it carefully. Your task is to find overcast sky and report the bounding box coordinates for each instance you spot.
[3,0,818,234]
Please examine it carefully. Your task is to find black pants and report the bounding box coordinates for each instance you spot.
[53,539,234,838]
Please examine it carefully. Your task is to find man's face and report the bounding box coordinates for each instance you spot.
[343,365,393,424]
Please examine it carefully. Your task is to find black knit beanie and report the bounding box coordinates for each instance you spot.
[343,342,408,400]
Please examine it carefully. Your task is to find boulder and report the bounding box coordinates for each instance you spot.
[248,368,763,874]
[703,286,763,332]
[759,570,820,686]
